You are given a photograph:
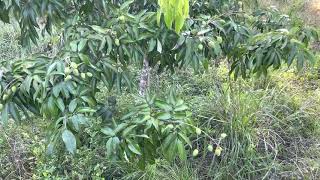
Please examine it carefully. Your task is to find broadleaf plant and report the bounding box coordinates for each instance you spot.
[0,0,318,161]
[101,91,197,166]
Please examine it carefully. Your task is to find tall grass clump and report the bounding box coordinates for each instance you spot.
[204,75,319,179]
[146,64,320,179]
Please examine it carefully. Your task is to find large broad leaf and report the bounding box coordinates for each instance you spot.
[177,139,187,160]
[101,127,115,136]
[157,112,172,120]
[174,104,188,111]
[62,130,76,154]
[120,0,134,10]
[56,98,65,112]
[1,104,9,124]
[158,0,189,33]
[128,143,142,155]
[71,114,88,131]
[155,100,172,111]
[69,99,77,113]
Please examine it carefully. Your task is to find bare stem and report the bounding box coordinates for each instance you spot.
[139,56,150,96]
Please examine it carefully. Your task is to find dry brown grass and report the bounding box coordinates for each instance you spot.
[258,0,320,27]
[303,0,320,26]
[310,0,320,11]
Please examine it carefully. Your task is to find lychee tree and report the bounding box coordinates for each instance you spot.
[0,0,318,163]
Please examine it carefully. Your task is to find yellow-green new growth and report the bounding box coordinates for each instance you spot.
[157,0,189,33]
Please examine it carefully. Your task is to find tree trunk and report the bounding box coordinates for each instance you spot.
[139,56,150,96]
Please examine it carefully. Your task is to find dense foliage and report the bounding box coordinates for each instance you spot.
[0,0,319,178]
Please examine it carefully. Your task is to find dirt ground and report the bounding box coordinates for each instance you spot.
[304,0,320,26]
[259,0,320,26]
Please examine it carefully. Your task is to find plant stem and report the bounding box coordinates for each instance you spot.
[139,55,150,96]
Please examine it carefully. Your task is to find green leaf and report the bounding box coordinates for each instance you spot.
[174,104,188,111]
[77,107,96,113]
[164,10,173,29]
[287,49,296,67]
[122,125,137,137]
[106,35,113,55]
[157,39,162,53]
[79,54,90,65]
[128,143,142,155]
[22,76,33,94]
[296,53,304,71]
[175,15,184,33]
[155,100,172,111]
[62,130,76,154]
[56,98,65,112]
[47,96,57,115]
[80,96,96,107]
[69,99,77,113]
[9,103,20,121]
[120,0,134,10]
[177,139,187,160]
[78,39,87,52]
[168,89,176,105]
[101,127,115,136]
[71,114,88,131]
[53,84,62,97]
[47,62,57,75]
[114,123,128,134]
[166,138,178,161]
[90,25,108,34]
[178,133,192,147]
[121,111,137,120]
[135,134,150,139]
[163,133,176,150]
[172,36,186,50]
[1,104,8,124]
[157,10,162,26]
[0,9,9,23]
[148,39,157,52]
[70,41,78,52]
[175,99,184,106]
[157,112,172,120]
[106,138,114,158]
[99,37,107,51]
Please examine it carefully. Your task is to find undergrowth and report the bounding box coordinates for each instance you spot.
[1,61,319,179]
[1,2,320,179]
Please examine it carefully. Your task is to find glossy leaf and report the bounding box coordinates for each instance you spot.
[62,130,77,154]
